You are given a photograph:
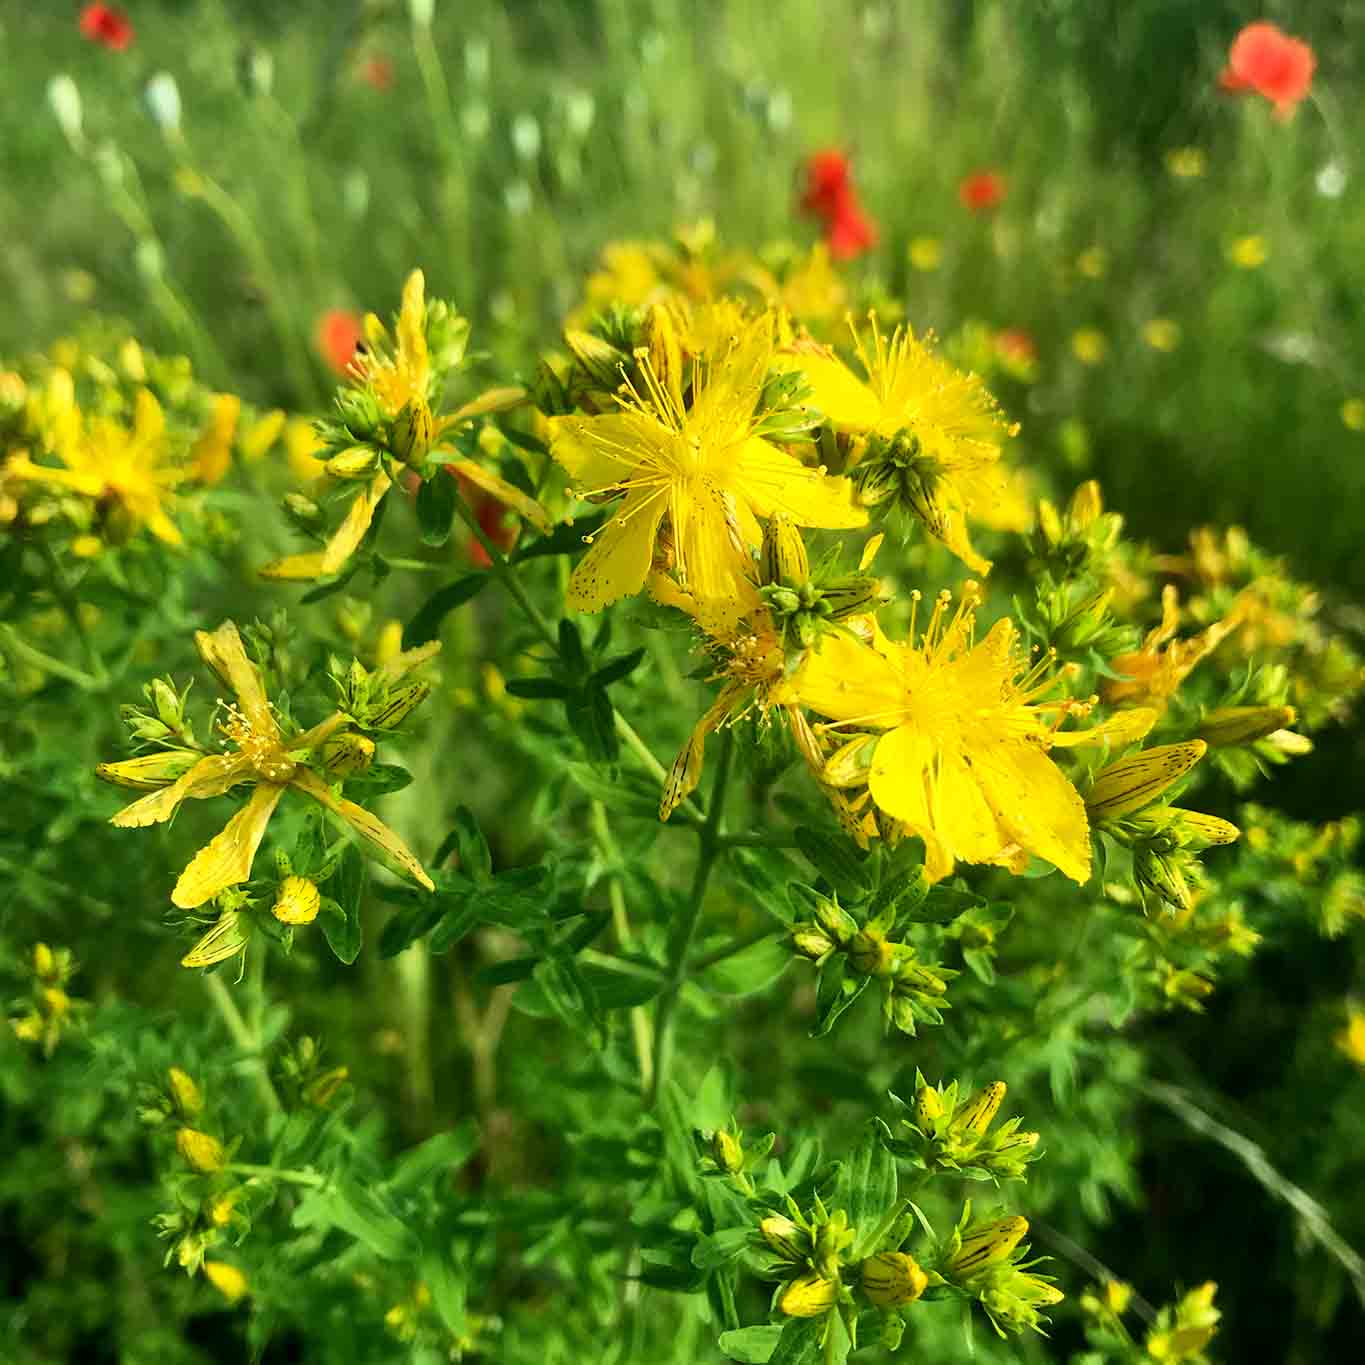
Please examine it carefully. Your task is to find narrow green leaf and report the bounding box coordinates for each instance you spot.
[402,574,489,649]
[416,468,458,546]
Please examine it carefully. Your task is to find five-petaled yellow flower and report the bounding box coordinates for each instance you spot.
[778,318,1017,574]
[10,373,185,546]
[97,621,433,908]
[549,313,865,613]
[780,590,1093,883]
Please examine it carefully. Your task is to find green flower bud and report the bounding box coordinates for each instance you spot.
[946,1216,1028,1280]
[760,516,810,589]
[1135,844,1193,911]
[322,730,376,777]
[325,446,381,480]
[814,898,859,947]
[711,1129,744,1175]
[1199,704,1297,748]
[760,1215,810,1264]
[791,925,835,961]
[848,927,894,978]
[913,1082,945,1129]
[390,396,434,466]
[564,329,628,389]
[779,1273,838,1318]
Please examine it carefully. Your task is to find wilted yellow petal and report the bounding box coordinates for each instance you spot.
[171,783,286,908]
[259,550,328,581]
[320,471,392,576]
[1050,707,1158,749]
[443,456,552,533]
[290,768,433,891]
[96,749,202,790]
[194,621,278,740]
[109,753,253,828]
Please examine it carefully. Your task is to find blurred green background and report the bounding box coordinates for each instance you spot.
[5,1,1365,1361]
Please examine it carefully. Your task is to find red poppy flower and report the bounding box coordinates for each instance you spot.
[79,3,134,51]
[800,149,853,219]
[314,310,364,377]
[826,200,879,261]
[359,55,394,92]
[1219,22,1315,118]
[959,170,1006,213]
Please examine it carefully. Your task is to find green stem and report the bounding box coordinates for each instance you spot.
[39,541,108,686]
[203,968,282,1116]
[648,730,735,1107]
[224,1162,323,1188]
[590,800,655,1096]
[0,626,104,691]
[688,925,778,975]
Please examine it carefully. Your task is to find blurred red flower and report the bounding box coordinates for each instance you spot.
[79,3,134,51]
[959,169,1006,213]
[1219,22,1315,118]
[798,149,878,261]
[359,55,394,92]
[315,310,364,377]
[995,329,1037,366]
[449,471,515,567]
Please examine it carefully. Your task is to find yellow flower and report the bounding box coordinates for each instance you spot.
[1341,398,1365,432]
[176,1127,226,1173]
[1336,1004,1365,1067]
[1227,235,1268,270]
[1165,147,1206,179]
[550,314,864,612]
[782,591,1092,883]
[779,318,1016,573]
[1106,586,1243,711]
[1076,246,1108,280]
[285,417,327,481]
[908,236,943,271]
[1071,329,1108,366]
[1143,319,1182,353]
[190,394,241,485]
[203,1262,249,1304]
[99,622,434,909]
[10,377,185,545]
[272,875,322,925]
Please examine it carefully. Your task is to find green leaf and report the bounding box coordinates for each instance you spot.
[291,1180,419,1261]
[590,647,646,690]
[388,1122,479,1193]
[558,618,587,674]
[320,845,366,964]
[905,882,984,926]
[795,825,872,902]
[498,425,550,458]
[812,957,869,1038]
[838,1119,898,1259]
[701,935,791,996]
[428,893,479,955]
[418,1246,466,1339]
[768,1316,826,1365]
[378,901,444,958]
[691,1226,753,1271]
[341,763,413,797]
[717,1326,785,1364]
[416,468,459,546]
[402,574,489,649]
[570,685,619,763]
[447,806,492,882]
[511,513,605,562]
[505,676,570,700]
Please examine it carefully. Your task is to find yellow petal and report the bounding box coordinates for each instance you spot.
[443,385,527,424]
[777,347,882,429]
[133,387,166,445]
[930,752,1007,867]
[549,412,666,491]
[96,750,202,790]
[442,457,552,533]
[1087,740,1207,821]
[290,768,434,891]
[259,550,328,581]
[972,740,1092,883]
[171,782,286,908]
[779,632,905,726]
[110,753,253,828]
[1050,707,1158,749]
[733,438,867,530]
[6,453,105,498]
[396,269,429,381]
[868,724,935,832]
[193,621,278,740]
[566,487,667,613]
[660,689,736,820]
[321,471,392,576]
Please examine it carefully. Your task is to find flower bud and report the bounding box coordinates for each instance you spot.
[1135,845,1192,911]
[564,330,628,389]
[791,925,835,961]
[151,678,182,728]
[209,1193,239,1227]
[180,910,250,970]
[272,875,322,926]
[203,1261,249,1304]
[1068,479,1103,530]
[33,943,56,981]
[303,1066,349,1107]
[951,1081,1006,1136]
[814,898,858,946]
[1103,1279,1132,1315]
[168,1066,203,1118]
[176,1127,226,1174]
[760,516,810,589]
[946,1216,1028,1279]
[710,1129,744,1175]
[860,1251,928,1308]
[779,1273,838,1318]
[848,927,894,978]
[322,731,376,777]
[1199,705,1297,748]
[760,1215,810,1263]
[913,1082,945,1129]
[818,575,885,621]
[1086,741,1207,822]
[326,447,381,480]
[43,987,70,1017]
[368,681,431,730]
[283,492,325,529]
[390,397,434,467]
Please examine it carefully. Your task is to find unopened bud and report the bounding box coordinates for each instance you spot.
[151,678,182,727]
[283,492,325,529]
[779,1273,838,1318]
[303,1066,349,1107]
[848,928,894,978]
[819,575,885,620]
[1086,741,1207,822]
[33,943,56,981]
[711,1129,744,1175]
[791,925,835,961]
[814,899,858,946]
[913,1083,945,1129]
[1199,705,1297,748]
[325,447,381,480]
[368,681,431,730]
[564,330,627,389]
[322,731,376,777]
[760,1215,809,1263]
[947,1216,1028,1279]
[1067,480,1103,529]
[1135,845,1192,911]
[760,516,810,589]
[390,397,434,466]
[176,1127,226,1174]
[951,1081,1006,1136]
[272,875,322,926]
[168,1066,203,1118]
[860,1251,928,1308]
